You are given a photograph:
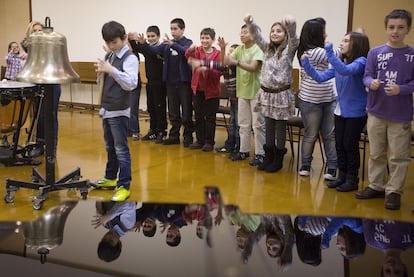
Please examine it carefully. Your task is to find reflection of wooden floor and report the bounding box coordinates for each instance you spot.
[0,109,413,222]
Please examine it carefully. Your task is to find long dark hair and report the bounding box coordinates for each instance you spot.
[344,32,370,64]
[297,18,326,65]
[338,225,366,259]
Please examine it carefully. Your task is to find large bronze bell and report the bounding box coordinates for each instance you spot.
[23,201,78,263]
[16,17,80,84]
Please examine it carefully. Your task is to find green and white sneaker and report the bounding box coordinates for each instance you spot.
[111,186,131,201]
[93,177,117,190]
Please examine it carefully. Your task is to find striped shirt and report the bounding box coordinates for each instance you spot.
[297,216,331,236]
[298,47,337,104]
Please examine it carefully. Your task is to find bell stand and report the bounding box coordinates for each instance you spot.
[4,85,90,210]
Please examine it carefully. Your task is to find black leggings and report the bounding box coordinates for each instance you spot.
[265,117,287,149]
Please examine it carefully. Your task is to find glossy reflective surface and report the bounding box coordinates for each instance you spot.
[0,188,413,277]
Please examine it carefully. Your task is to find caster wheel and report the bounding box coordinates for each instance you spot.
[4,193,14,204]
[32,198,44,210]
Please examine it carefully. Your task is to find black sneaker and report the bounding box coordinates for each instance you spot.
[202,143,213,152]
[249,154,264,166]
[183,137,193,148]
[30,145,45,158]
[324,168,337,181]
[163,137,180,145]
[299,165,311,176]
[215,146,232,153]
[155,132,166,144]
[189,142,203,149]
[132,133,141,140]
[230,152,250,161]
[141,131,157,141]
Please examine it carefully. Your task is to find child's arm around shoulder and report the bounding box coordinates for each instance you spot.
[301,53,335,82]
[326,43,366,76]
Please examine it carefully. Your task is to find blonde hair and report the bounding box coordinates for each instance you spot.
[22,21,43,49]
[25,21,43,37]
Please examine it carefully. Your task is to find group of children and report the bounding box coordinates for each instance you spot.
[84,9,414,211]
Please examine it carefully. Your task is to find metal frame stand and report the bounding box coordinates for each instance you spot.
[0,86,42,166]
[4,85,90,210]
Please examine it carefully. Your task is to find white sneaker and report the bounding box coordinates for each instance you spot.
[299,165,311,176]
[324,168,337,181]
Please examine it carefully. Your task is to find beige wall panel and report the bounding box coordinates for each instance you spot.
[352,0,414,47]
[0,0,30,67]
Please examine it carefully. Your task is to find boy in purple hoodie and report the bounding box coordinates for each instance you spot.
[355,9,414,210]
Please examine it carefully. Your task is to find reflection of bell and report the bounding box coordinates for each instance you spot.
[23,201,77,263]
[16,17,80,84]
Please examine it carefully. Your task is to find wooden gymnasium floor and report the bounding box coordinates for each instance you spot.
[0,107,413,223]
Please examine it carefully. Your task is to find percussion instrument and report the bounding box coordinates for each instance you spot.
[0,80,37,133]
[0,80,40,166]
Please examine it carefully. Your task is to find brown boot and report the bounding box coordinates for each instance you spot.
[385,193,401,210]
[355,187,385,199]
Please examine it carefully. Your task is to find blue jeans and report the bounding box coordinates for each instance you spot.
[224,98,239,151]
[299,99,337,169]
[102,116,131,190]
[129,82,141,134]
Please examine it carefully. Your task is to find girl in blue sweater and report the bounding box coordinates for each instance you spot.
[301,32,370,192]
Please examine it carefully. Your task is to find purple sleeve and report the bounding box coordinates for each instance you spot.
[363,48,376,88]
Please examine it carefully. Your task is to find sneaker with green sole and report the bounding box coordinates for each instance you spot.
[93,177,117,190]
[111,186,131,201]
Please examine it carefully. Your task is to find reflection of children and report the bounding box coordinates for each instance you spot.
[320,217,365,259]
[225,205,263,263]
[294,217,322,266]
[153,204,187,247]
[263,215,294,270]
[134,203,158,237]
[185,28,222,151]
[355,9,414,211]
[4,41,26,80]
[92,201,137,262]
[363,219,414,276]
